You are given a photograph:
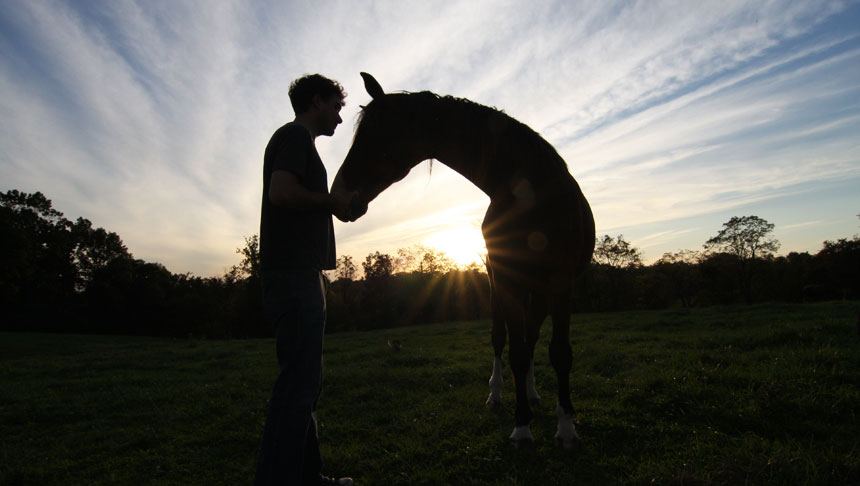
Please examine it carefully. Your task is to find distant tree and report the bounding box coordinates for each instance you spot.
[593,234,642,268]
[704,215,780,303]
[71,217,132,291]
[228,234,260,281]
[705,216,780,262]
[222,234,264,337]
[391,244,455,274]
[770,251,816,302]
[816,236,860,299]
[589,235,642,310]
[394,246,419,274]
[335,255,357,281]
[358,252,395,328]
[0,190,65,223]
[327,254,359,330]
[362,251,394,280]
[417,247,455,274]
[654,250,702,307]
[657,249,701,266]
[460,260,485,273]
[81,258,173,335]
[0,190,77,327]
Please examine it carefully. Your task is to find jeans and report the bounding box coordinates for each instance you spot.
[255,268,327,486]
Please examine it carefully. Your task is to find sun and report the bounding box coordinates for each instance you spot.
[423,225,487,267]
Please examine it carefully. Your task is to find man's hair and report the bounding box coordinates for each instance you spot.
[288,74,346,114]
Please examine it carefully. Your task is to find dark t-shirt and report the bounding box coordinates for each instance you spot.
[260,122,336,271]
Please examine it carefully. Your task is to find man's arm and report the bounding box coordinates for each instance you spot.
[269,170,353,220]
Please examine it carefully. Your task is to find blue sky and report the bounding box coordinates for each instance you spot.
[2,0,859,276]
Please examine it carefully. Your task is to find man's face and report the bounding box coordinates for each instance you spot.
[315,95,343,137]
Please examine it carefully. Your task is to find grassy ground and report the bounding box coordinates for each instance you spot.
[2,302,859,485]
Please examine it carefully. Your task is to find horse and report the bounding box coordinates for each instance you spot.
[331,73,595,449]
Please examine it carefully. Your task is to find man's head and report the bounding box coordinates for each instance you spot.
[289,74,346,137]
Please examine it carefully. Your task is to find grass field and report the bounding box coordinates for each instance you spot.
[2,302,859,485]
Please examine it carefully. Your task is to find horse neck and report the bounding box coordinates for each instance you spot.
[424,101,515,199]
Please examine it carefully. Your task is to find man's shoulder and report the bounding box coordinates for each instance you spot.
[266,122,313,164]
[271,121,310,143]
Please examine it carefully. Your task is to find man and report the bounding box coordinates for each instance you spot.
[255,74,355,486]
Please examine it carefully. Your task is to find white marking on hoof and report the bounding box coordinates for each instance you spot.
[526,360,541,406]
[509,425,534,448]
[555,403,580,450]
[486,356,503,408]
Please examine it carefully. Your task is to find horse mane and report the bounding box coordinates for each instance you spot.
[355,90,568,178]
[357,91,547,144]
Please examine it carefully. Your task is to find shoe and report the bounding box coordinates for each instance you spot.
[307,474,354,486]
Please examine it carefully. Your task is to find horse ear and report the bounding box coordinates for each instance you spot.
[360,72,385,100]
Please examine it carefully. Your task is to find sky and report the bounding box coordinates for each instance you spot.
[2,0,859,276]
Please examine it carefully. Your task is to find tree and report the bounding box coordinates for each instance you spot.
[71,217,132,291]
[394,246,419,274]
[0,190,77,327]
[704,216,780,262]
[593,234,642,268]
[391,244,455,274]
[417,247,455,274]
[362,252,394,280]
[704,215,780,303]
[589,235,643,310]
[222,234,264,337]
[358,252,395,328]
[335,255,357,281]
[227,234,260,281]
[0,190,65,224]
[816,236,860,299]
[654,250,702,307]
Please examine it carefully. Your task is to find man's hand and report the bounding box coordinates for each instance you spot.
[270,170,366,221]
[330,191,360,222]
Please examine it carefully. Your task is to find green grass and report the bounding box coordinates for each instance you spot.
[2,302,859,485]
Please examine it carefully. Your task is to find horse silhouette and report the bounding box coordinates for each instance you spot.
[331,73,595,449]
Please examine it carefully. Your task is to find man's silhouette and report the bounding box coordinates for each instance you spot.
[255,74,355,486]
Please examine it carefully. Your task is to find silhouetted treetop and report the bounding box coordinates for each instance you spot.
[704,215,780,262]
[593,234,642,269]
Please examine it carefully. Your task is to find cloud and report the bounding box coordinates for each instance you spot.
[565,39,860,231]
[1,0,858,275]
[2,1,269,272]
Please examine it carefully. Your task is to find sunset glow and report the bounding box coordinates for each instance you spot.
[423,224,487,268]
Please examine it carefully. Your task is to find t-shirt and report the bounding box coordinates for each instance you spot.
[260,122,336,271]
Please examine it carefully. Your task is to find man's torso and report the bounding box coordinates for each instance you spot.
[260,122,336,272]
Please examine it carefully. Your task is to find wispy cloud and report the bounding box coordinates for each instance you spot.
[1,0,858,275]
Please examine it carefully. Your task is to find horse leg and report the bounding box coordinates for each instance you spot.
[486,298,505,409]
[526,357,541,407]
[526,292,547,409]
[507,313,534,448]
[486,259,505,409]
[508,292,546,448]
[550,293,580,450]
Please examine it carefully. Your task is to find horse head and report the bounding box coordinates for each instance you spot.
[331,73,435,222]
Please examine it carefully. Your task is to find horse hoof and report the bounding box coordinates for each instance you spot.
[555,436,581,451]
[511,437,534,449]
[485,398,501,410]
[555,403,579,450]
[509,426,533,449]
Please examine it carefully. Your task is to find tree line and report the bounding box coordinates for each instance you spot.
[584,216,859,311]
[2,189,858,338]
